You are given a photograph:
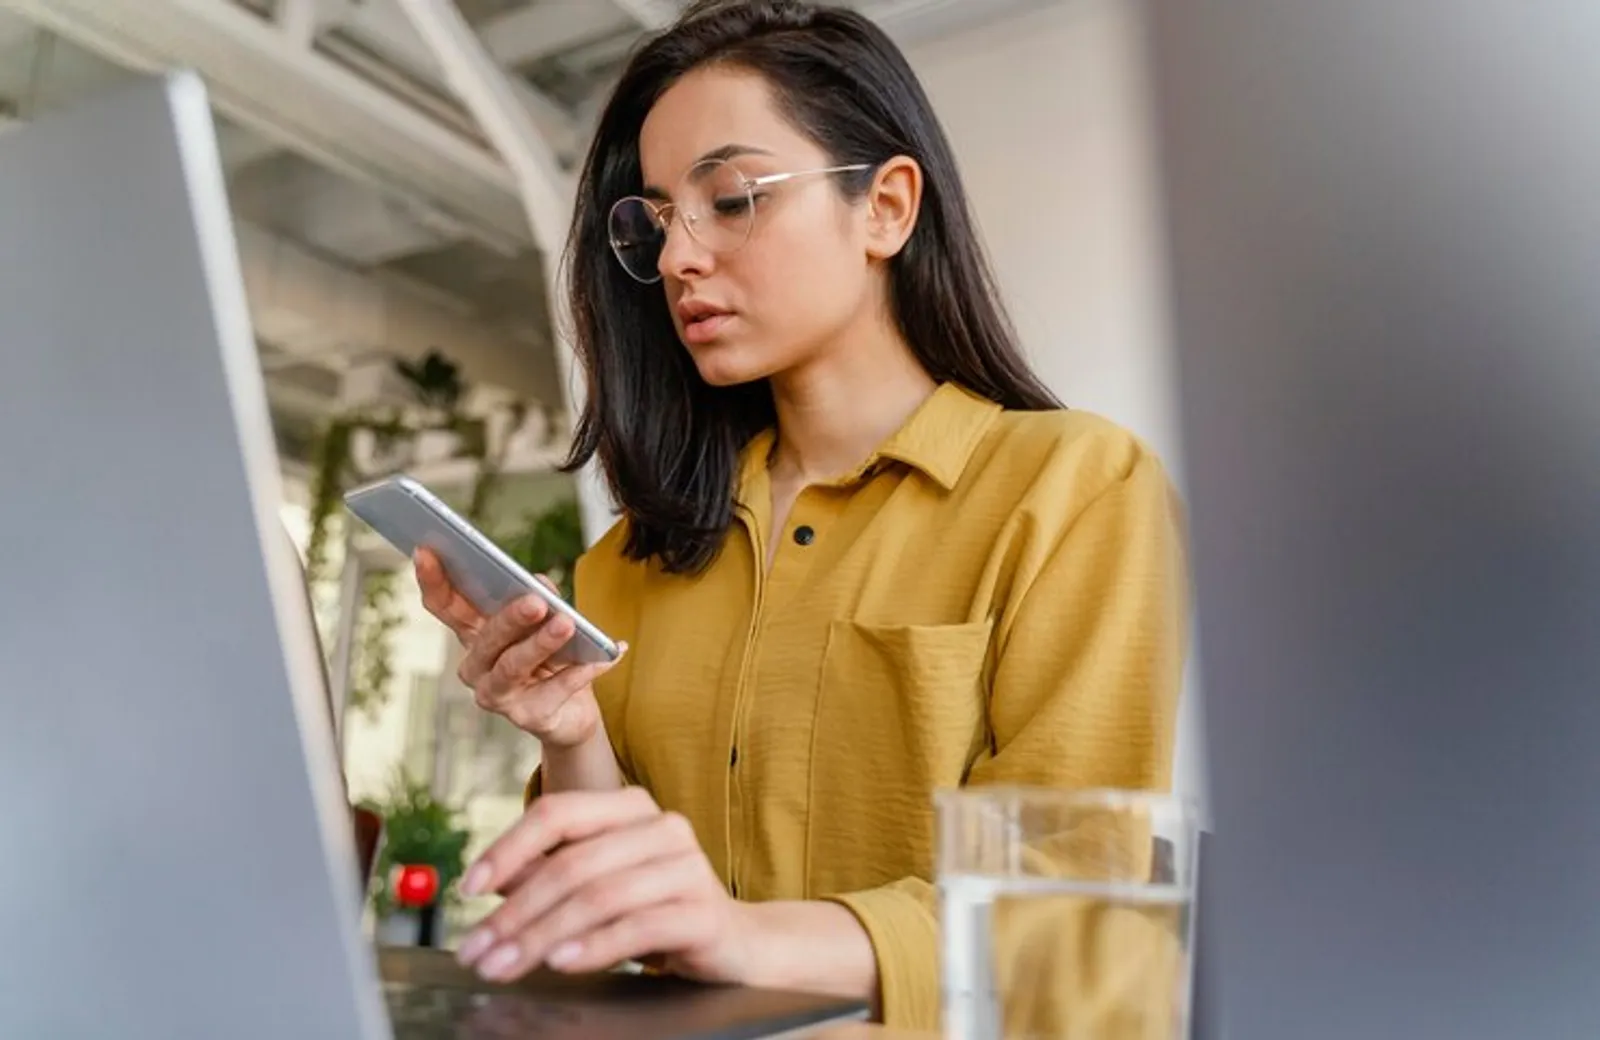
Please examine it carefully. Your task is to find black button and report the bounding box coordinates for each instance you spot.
[729,745,738,767]
[793,525,815,546]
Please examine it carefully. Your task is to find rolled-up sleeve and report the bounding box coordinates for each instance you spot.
[826,878,940,1027]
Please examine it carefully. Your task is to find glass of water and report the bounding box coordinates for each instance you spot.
[937,787,1199,1040]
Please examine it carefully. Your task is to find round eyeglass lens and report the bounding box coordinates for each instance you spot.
[607,159,758,283]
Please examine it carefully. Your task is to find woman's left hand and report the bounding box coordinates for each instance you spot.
[453,787,752,984]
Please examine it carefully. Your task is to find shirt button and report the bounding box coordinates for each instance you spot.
[793,525,815,546]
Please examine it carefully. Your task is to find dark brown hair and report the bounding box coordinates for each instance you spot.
[562,0,1061,574]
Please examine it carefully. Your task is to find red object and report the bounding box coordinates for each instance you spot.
[391,864,440,908]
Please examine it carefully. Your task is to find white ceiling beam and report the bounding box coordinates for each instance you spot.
[305,0,583,170]
[237,218,549,399]
[609,0,678,32]
[3,0,530,253]
[476,2,631,68]
[277,0,320,47]
[392,0,573,260]
[303,0,363,32]
[506,76,582,168]
[317,0,441,79]
[861,0,1061,47]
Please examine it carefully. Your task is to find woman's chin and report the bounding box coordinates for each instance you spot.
[689,345,773,388]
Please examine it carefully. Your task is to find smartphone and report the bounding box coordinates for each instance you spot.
[342,475,619,666]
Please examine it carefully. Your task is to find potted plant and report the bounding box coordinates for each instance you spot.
[361,770,472,948]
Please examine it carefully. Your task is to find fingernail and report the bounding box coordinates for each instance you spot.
[479,944,521,981]
[546,941,582,969]
[617,641,630,658]
[457,928,495,966]
[519,597,543,621]
[461,862,491,896]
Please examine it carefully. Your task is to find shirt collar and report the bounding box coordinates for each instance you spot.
[737,381,1001,499]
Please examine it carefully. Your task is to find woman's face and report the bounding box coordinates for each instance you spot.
[635,66,882,387]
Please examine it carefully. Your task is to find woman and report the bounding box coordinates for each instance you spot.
[414,0,1188,1029]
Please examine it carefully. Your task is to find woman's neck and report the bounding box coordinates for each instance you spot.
[767,327,937,485]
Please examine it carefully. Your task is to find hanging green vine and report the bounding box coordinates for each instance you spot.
[304,417,354,588]
[347,567,404,721]
[304,410,411,588]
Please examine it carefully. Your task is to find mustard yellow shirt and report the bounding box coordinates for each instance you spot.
[541,382,1188,1030]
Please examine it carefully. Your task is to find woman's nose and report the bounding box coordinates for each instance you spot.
[657,213,713,281]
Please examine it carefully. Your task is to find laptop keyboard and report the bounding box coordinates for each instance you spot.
[384,981,589,1039]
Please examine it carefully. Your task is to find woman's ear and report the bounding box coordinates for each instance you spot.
[863,156,923,260]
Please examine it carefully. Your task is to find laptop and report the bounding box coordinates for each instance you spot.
[1147,2,1600,1037]
[0,72,866,1040]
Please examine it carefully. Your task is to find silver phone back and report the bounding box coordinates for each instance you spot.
[344,477,618,666]
[0,75,389,1038]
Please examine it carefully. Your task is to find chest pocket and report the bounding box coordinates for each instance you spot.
[806,619,993,890]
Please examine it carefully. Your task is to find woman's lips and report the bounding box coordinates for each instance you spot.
[683,311,734,344]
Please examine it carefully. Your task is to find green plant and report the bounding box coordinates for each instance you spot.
[346,568,404,721]
[361,770,472,917]
[394,349,465,413]
[500,497,585,601]
[300,411,417,723]
[304,416,354,588]
[303,411,409,588]
[300,350,518,721]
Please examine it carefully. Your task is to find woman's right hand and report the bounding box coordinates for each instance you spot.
[414,547,623,749]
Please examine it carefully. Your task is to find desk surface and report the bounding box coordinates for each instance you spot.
[811,1025,926,1039]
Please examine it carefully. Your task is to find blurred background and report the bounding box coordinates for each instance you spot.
[0,0,1195,940]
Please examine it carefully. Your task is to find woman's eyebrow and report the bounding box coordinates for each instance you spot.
[641,143,776,196]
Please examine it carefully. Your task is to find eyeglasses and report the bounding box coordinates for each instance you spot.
[607,157,873,284]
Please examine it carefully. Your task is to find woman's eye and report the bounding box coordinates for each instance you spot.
[711,194,754,217]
